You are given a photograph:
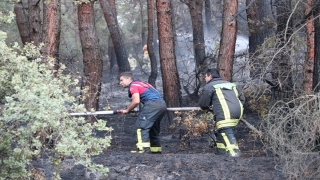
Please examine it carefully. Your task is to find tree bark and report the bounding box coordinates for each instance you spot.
[14,1,30,44]
[273,0,293,96]
[28,0,42,46]
[139,0,147,45]
[147,0,158,87]
[156,0,182,122]
[313,2,320,92]
[218,0,238,81]
[303,0,314,94]
[246,0,275,78]
[42,0,61,73]
[246,0,275,54]
[108,36,117,73]
[204,0,214,34]
[99,0,130,73]
[78,1,103,123]
[184,0,206,97]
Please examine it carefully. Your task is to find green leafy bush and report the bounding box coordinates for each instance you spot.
[0,31,112,179]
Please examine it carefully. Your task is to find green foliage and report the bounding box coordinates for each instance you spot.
[0,11,14,24]
[0,31,112,179]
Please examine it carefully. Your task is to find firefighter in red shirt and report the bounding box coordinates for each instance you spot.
[117,72,167,153]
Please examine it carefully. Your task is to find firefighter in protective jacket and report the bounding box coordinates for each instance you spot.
[199,69,245,157]
[117,72,167,153]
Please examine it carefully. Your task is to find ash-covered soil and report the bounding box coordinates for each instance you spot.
[59,113,283,180]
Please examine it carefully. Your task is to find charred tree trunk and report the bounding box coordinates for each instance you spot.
[42,0,61,74]
[78,1,103,123]
[180,0,207,99]
[139,0,147,45]
[246,0,275,54]
[99,0,130,73]
[204,0,213,34]
[156,0,181,123]
[218,0,238,81]
[273,0,293,98]
[147,0,158,87]
[28,0,42,46]
[108,37,118,73]
[184,0,206,98]
[313,2,320,92]
[303,0,315,94]
[106,0,117,73]
[14,1,30,44]
[246,0,275,78]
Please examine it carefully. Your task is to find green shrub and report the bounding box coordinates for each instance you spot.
[0,31,112,179]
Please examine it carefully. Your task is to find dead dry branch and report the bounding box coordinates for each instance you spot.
[261,93,320,179]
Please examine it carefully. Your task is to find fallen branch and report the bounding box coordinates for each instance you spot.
[240,118,262,137]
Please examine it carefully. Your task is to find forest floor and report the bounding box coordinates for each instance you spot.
[59,112,284,180]
[57,69,285,180]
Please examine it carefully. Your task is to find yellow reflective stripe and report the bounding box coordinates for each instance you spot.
[216,119,239,129]
[215,88,230,119]
[233,86,244,119]
[137,142,150,148]
[216,142,226,149]
[213,83,236,90]
[136,129,150,150]
[233,86,239,96]
[150,146,162,152]
[221,133,237,157]
[137,129,142,144]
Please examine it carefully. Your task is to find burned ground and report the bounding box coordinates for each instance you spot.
[59,112,283,180]
[57,71,285,180]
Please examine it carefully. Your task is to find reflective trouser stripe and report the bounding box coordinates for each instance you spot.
[215,88,230,120]
[221,133,239,157]
[136,129,150,150]
[150,146,162,152]
[216,142,226,149]
[233,86,243,119]
[216,119,240,129]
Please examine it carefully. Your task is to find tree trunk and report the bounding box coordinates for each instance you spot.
[147,0,158,87]
[218,0,238,81]
[204,0,213,34]
[303,0,314,94]
[156,0,181,123]
[14,1,30,44]
[139,0,147,45]
[99,0,130,73]
[185,0,206,97]
[108,36,118,73]
[246,0,274,54]
[28,0,42,46]
[274,0,293,98]
[313,2,320,92]
[246,0,275,78]
[42,0,61,74]
[78,1,103,123]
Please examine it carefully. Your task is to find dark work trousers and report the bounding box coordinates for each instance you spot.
[135,99,167,147]
[215,127,240,157]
